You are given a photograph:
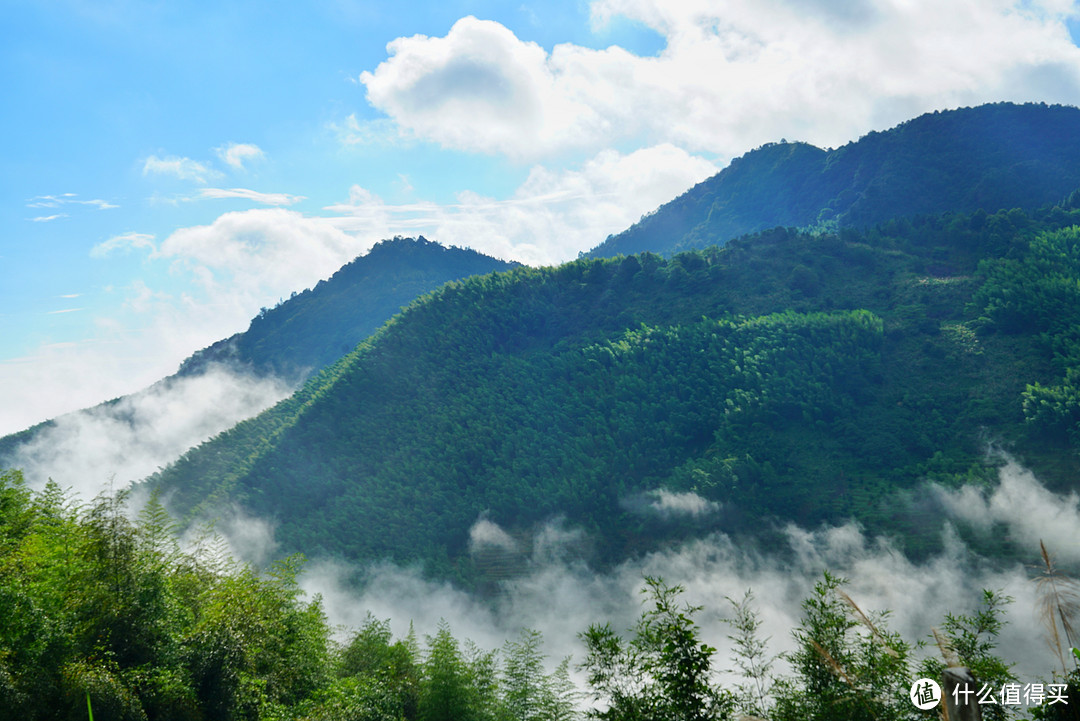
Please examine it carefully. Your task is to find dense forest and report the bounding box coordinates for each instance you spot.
[2,469,1077,720]
[149,198,1080,580]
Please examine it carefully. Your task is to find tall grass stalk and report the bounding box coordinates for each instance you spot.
[1036,540,1080,675]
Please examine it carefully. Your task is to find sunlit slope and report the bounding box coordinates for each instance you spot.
[0,238,516,468]
[177,236,519,380]
[589,102,1080,258]
[151,205,1080,576]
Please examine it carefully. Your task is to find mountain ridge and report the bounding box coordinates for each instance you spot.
[589,102,1080,257]
[0,238,518,482]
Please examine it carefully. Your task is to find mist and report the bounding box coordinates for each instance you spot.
[1,363,292,500]
[244,454,1077,697]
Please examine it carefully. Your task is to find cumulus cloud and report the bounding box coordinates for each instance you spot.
[215,142,265,171]
[2,364,292,500]
[360,3,1080,160]
[198,187,305,206]
[155,207,370,303]
[325,144,717,265]
[143,154,220,183]
[361,17,603,158]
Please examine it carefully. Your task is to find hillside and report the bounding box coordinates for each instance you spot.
[150,200,1080,581]
[589,102,1080,257]
[177,236,519,380]
[0,238,517,477]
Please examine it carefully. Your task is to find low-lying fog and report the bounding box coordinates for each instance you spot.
[214,455,1079,692]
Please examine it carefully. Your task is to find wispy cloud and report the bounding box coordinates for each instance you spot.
[323,144,718,265]
[46,308,84,315]
[2,365,291,497]
[199,187,305,206]
[215,142,265,171]
[143,154,220,184]
[91,232,157,258]
[30,214,68,223]
[27,194,118,210]
[330,115,406,147]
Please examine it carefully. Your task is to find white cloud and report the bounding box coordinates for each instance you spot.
[91,232,157,258]
[215,142,265,171]
[2,209,371,438]
[143,154,220,184]
[469,518,521,553]
[156,208,369,303]
[649,489,720,517]
[934,455,1080,564]
[360,3,1080,160]
[27,194,118,210]
[325,144,717,265]
[198,187,305,206]
[330,115,406,147]
[2,365,291,500]
[295,513,1058,693]
[30,214,67,222]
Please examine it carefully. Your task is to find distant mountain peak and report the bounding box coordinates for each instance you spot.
[589,102,1080,258]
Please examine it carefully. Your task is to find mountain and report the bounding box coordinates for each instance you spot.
[150,197,1080,581]
[589,102,1080,257]
[177,236,520,381]
[0,238,518,483]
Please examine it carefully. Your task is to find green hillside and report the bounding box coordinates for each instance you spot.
[0,238,516,466]
[151,200,1080,580]
[178,236,518,381]
[589,102,1080,258]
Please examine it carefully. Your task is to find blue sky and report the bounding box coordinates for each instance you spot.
[4,0,1080,435]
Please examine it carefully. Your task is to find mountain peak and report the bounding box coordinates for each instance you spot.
[590,102,1080,258]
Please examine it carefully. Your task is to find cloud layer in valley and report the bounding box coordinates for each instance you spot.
[278,456,1080,695]
[3,364,292,500]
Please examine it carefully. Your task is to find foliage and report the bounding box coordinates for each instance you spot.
[0,469,1054,721]
[725,589,776,718]
[773,572,915,721]
[580,577,734,720]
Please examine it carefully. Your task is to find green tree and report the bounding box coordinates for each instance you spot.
[773,572,914,721]
[919,589,1016,721]
[420,622,495,721]
[725,589,775,718]
[501,629,579,721]
[580,577,732,721]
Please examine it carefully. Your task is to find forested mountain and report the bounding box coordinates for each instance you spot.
[589,102,1080,258]
[0,238,516,468]
[151,196,1080,581]
[177,236,519,380]
[10,102,1080,719]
